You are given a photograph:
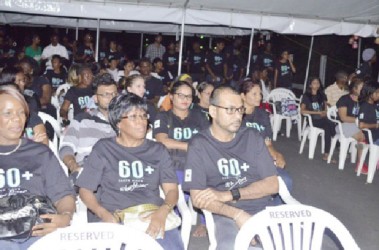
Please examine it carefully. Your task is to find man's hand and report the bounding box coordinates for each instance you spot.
[32,214,71,237]
[193,188,231,209]
[274,152,286,168]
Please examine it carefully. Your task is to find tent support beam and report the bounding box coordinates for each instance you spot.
[140,33,144,59]
[246,28,255,77]
[303,36,314,93]
[178,0,189,76]
[357,37,362,67]
[95,18,100,62]
[75,19,79,40]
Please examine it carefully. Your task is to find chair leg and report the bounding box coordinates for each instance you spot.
[308,132,319,159]
[338,141,350,170]
[328,137,338,164]
[299,129,309,154]
[286,118,291,138]
[321,132,325,154]
[297,118,302,141]
[367,148,379,183]
[272,117,281,141]
[350,142,357,163]
[356,145,369,176]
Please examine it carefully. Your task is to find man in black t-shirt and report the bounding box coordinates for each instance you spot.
[187,40,206,83]
[43,55,67,91]
[183,86,278,249]
[139,58,165,106]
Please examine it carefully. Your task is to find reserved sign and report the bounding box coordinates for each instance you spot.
[269,210,311,219]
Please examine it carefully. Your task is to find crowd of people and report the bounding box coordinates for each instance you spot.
[0,28,378,249]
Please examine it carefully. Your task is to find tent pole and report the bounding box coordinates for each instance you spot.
[357,37,362,67]
[178,0,189,76]
[140,33,144,59]
[209,37,213,49]
[95,18,100,62]
[303,36,314,93]
[245,28,255,77]
[75,19,79,41]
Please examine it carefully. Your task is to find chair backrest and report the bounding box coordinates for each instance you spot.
[327,106,345,138]
[268,88,297,102]
[38,112,61,155]
[55,83,71,98]
[29,222,163,250]
[203,176,299,250]
[234,204,360,250]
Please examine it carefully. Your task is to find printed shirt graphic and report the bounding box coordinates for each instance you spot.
[183,127,277,214]
[275,61,292,88]
[44,69,67,90]
[188,51,205,74]
[0,139,74,202]
[76,137,177,213]
[205,51,225,76]
[64,86,94,116]
[301,94,326,120]
[242,108,273,140]
[336,94,360,121]
[153,109,210,142]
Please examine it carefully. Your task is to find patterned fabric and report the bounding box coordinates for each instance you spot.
[145,43,166,61]
[324,82,348,107]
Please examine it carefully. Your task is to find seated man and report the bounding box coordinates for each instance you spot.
[183,86,279,250]
[59,73,117,176]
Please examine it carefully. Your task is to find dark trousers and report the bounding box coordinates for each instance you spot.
[312,117,336,153]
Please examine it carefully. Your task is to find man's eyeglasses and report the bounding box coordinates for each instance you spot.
[121,113,149,121]
[212,104,246,115]
[97,92,118,98]
[174,93,193,100]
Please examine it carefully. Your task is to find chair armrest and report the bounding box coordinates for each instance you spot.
[362,128,374,144]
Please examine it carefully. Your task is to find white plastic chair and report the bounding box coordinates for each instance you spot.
[327,106,357,170]
[51,83,74,124]
[37,112,61,157]
[202,176,300,250]
[299,114,325,159]
[356,128,379,183]
[29,222,163,250]
[234,204,360,250]
[268,88,302,141]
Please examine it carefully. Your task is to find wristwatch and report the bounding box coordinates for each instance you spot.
[230,188,241,201]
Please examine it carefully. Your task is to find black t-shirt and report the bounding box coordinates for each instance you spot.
[227,54,245,81]
[24,112,43,139]
[30,76,50,99]
[153,109,210,142]
[23,92,40,113]
[242,108,273,140]
[187,51,205,74]
[107,50,123,61]
[183,127,277,214]
[147,102,157,124]
[275,61,293,88]
[301,93,327,120]
[64,86,93,117]
[0,139,74,202]
[355,62,372,79]
[76,137,177,218]
[76,45,95,63]
[336,94,359,121]
[44,69,67,90]
[155,70,173,87]
[191,103,210,121]
[205,51,225,76]
[162,52,179,76]
[358,102,379,142]
[259,52,275,68]
[145,76,165,100]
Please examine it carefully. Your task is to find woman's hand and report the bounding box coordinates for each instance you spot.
[31,213,71,237]
[144,207,169,239]
[98,208,118,223]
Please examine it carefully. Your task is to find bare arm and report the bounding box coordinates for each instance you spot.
[289,60,296,73]
[205,64,216,79]
[60,100,71,120]
[33,123,49,145]
[274,68,278,89]
[338,106,356,123]
[266,141,286,168]
[155,133,188,151]
[32,195,76,236]
[62,154,81,173]
[79,188,117,223]
[40,84,52,106]
[359,121,379,130]
[300,103,323,116]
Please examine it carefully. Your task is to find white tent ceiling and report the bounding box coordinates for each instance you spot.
[0,0,378,37]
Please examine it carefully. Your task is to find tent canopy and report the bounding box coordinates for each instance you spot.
[0,0,378,36]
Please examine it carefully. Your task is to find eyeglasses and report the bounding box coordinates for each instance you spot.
[175,93,193,100]
[212,104,246,115]
[121,113,149,121]
[97,92,118,98]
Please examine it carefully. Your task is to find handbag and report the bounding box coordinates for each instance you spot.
[0,193,57,240]
[114,203,181,233]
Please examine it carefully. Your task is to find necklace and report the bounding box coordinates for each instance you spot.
[0,139,22,156]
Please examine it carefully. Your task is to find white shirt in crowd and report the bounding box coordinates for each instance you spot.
[41,43,69,68]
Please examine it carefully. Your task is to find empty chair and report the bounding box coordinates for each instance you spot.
[327,106,357,169]
[356,129,379,183]
[299,113,325,159]
[29,222,163,250]
[268,88,301,141]
[234,204,360,250]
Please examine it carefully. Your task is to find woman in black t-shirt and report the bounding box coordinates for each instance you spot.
[358,81,379,145]
[192,81,214,119]
[301,77,336,162]
[274,50,296,89]
[0,86,75,248]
